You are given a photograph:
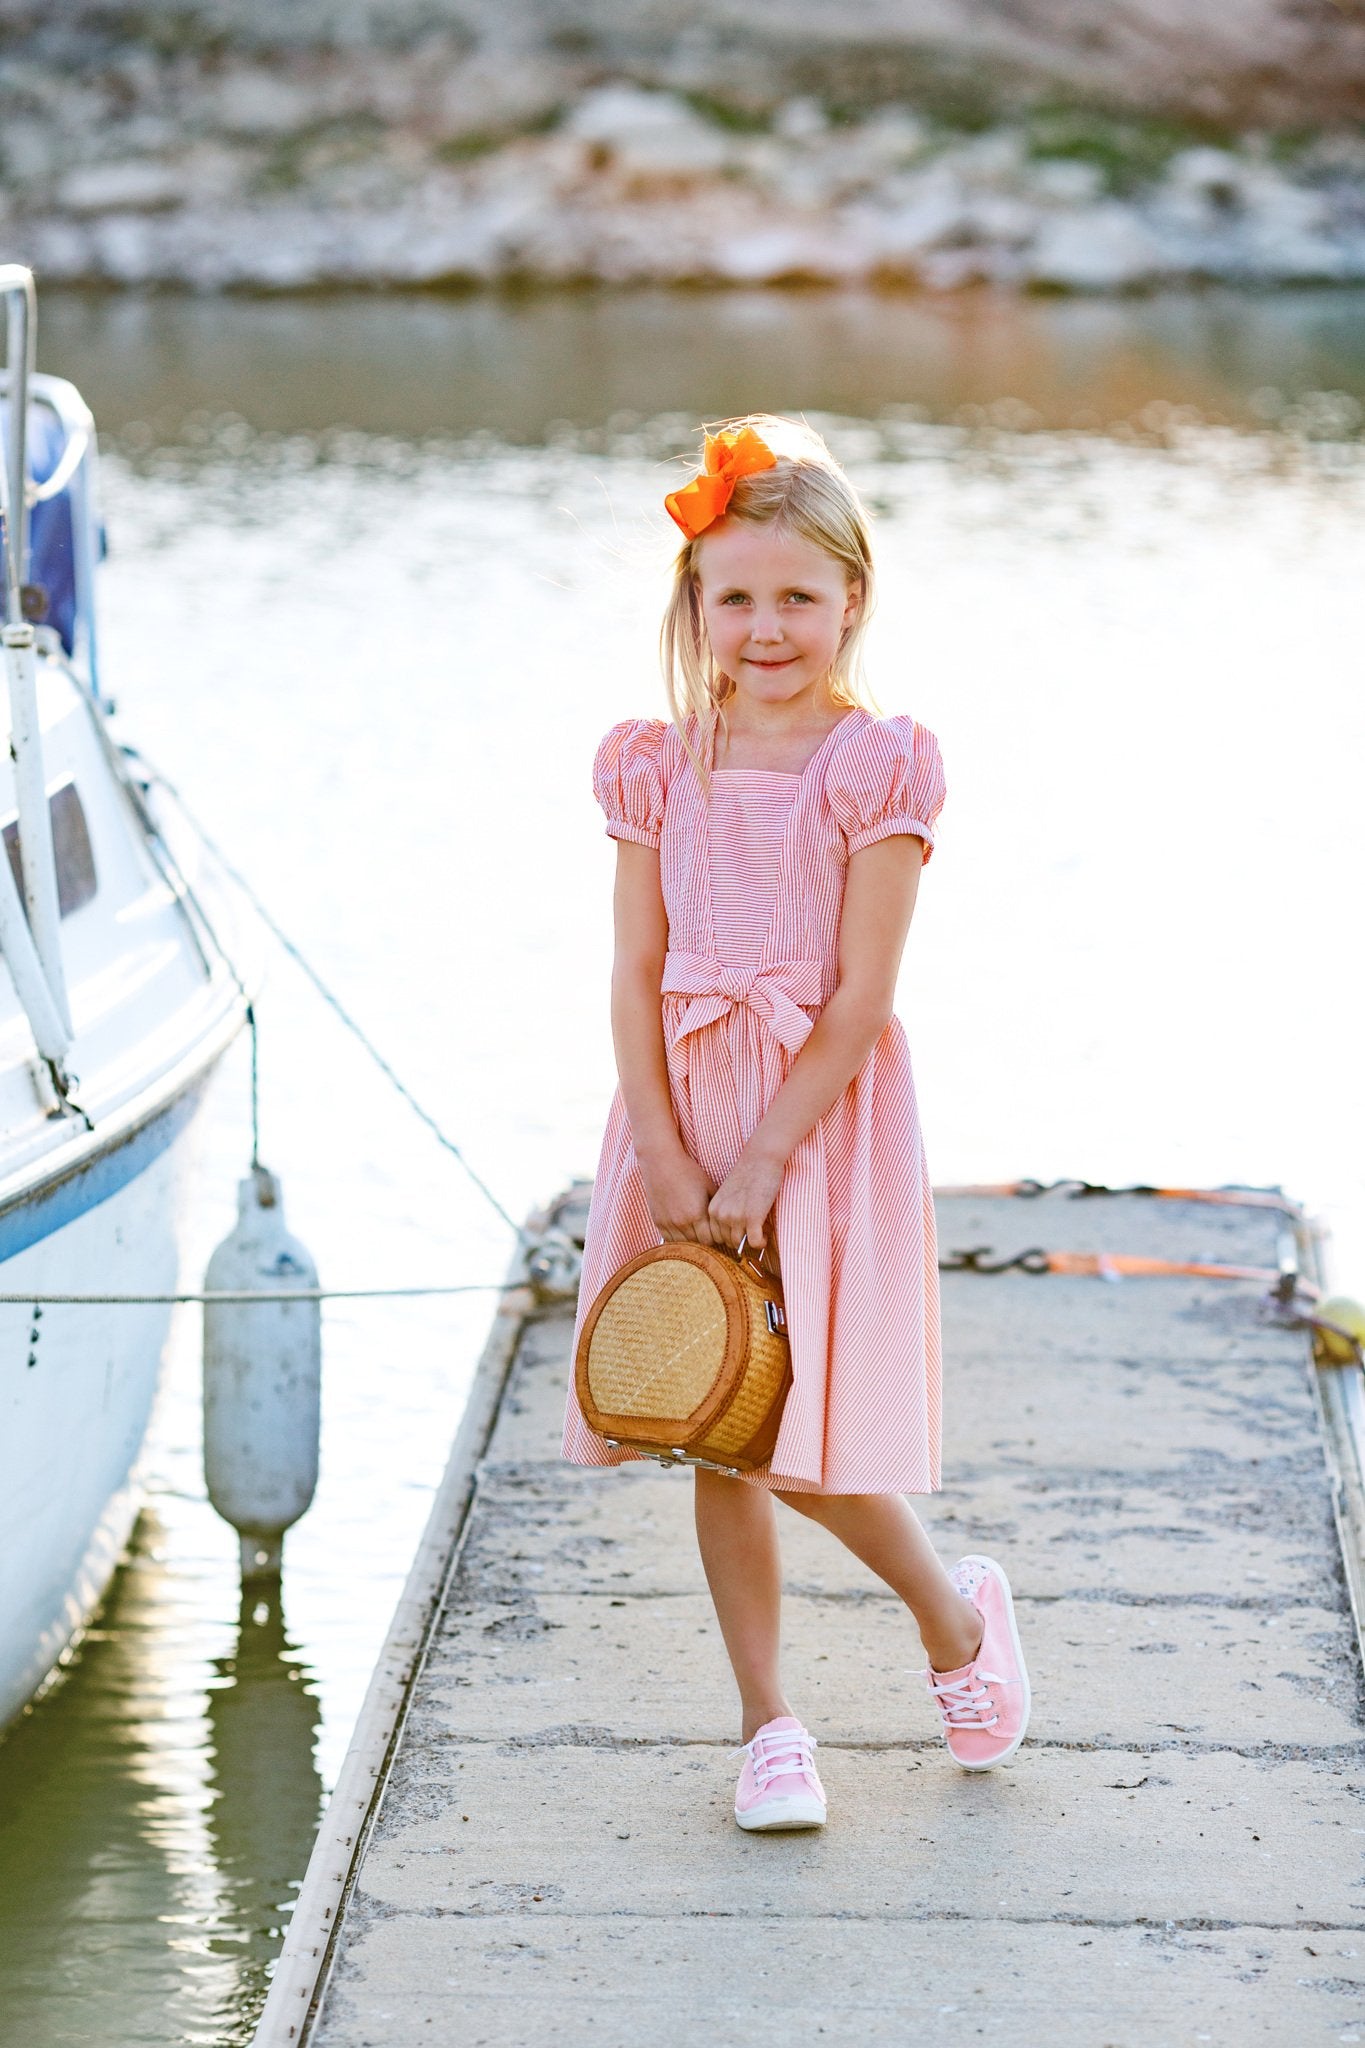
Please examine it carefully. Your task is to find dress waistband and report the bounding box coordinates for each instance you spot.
[661,950,824,1055]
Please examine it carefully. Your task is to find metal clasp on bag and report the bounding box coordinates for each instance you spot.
[603,1436,741,1478]
[658,1451,743,1476]
[737,1232,786,1334]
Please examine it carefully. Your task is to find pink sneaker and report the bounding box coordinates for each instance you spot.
[733,1715,826,1831]
[925,1554,1031,1770]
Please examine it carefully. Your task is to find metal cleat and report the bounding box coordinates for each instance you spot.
[525,1225,583,1303]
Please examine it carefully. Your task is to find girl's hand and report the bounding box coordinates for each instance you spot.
[707,1152,784,1262]
[637,1145,721,1247]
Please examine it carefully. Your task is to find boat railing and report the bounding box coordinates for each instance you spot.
[26,373,102,708]
[0,265,34,628]
[0,360,104,706]
[0,265,79,1087]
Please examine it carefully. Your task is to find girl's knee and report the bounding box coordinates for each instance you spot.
[773,1488,824,1519]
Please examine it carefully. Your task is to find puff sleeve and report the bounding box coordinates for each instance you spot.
[591,717,667,849]
[826,714,946,863]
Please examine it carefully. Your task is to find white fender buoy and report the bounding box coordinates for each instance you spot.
[203,1165,321,1579]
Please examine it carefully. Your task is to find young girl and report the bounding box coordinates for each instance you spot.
[563,414,1029,1831]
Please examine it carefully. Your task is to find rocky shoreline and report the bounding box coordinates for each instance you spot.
[6,72,1365,294]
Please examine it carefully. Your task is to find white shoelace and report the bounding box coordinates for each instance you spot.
[925,1666,1012,1729]
[739,1724,819,1791]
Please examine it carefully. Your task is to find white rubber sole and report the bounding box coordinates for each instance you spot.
[734,1793,827,1831]
[948,1552,1032,1771]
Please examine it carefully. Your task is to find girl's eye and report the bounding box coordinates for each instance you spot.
[786,592,813,603]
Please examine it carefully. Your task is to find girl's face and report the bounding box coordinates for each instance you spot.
[694,520,860,716]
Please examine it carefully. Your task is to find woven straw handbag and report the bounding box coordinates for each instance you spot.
[574,1234,792,1474]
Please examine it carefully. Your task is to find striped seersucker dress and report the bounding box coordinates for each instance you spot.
[562,703,948,1495]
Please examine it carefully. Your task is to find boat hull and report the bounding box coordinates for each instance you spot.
[0,1068,213,1730]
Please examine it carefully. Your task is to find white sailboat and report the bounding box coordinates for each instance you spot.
[0,265,250,1728]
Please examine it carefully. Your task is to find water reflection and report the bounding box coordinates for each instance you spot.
[0,1511,321,2048]
[205,1582,324,2025]
[40,286,1365,446]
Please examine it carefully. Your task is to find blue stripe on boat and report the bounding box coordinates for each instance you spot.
[0,1072,209,1268]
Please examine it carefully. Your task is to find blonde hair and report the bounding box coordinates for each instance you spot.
[659,413,880,794]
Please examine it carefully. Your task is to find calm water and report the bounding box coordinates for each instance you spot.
[1,287,1363,2045]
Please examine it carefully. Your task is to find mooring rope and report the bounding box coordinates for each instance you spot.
[938,1246,1300,1283]
[0,1282,533,1305]
[136,756,538,1253]
[936,1178,1304,1215]
[0,1249,1306,1311]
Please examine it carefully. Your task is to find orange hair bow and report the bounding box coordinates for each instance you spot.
[664,427,778,540]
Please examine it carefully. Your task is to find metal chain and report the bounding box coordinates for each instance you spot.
[939,1245,1052,1274]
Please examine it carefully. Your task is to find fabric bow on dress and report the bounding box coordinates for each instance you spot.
[662,951,823,1057]
[665,427,778,539]
[660,949,825,1179]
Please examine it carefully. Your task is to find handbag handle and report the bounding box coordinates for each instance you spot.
[736,1231,778,1287]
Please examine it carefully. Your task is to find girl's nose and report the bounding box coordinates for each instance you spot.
[749,612,783,643]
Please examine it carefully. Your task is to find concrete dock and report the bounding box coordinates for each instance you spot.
[263,1185,1365,2045]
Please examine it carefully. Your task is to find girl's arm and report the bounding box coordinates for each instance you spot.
[609,841,721,1244]
[708,832,926,1253]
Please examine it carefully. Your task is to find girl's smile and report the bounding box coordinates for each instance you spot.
[694,520,861,716]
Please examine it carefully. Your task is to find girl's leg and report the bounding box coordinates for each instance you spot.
[693,1468,792,1741]
[774,1491,984,1673]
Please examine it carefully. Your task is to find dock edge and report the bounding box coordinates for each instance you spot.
[248,1200,549,2047]
[1300,1212,1365,1672]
